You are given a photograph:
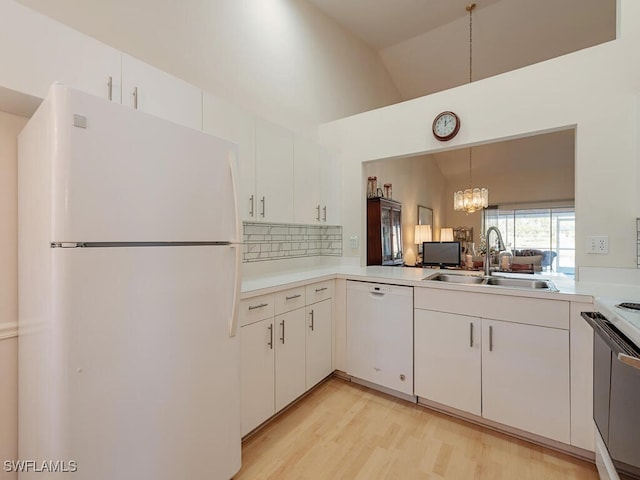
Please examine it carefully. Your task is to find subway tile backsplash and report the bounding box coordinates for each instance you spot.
[243,222,342,262]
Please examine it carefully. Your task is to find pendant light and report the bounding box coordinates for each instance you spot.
[453,3,488,214]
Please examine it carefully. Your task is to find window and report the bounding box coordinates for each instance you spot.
[483,206,575,275]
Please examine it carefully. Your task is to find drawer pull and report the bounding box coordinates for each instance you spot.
[315,287,328,293]
[285,294,301,301]
[248,303,268,311]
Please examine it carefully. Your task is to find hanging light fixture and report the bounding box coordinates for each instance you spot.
[454,3,488,214]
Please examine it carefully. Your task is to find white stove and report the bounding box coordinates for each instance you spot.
[594,298,640,348]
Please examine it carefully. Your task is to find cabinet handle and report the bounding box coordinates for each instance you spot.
[489,325,493,352]
[267,324,273,349]
[323,206,327,222]
[248,303,268,311]
[107,76,113,101]
[315,287,328,293]
[133,86,139,109]
[285,294,301,301]
[316,205,321,221]
[280,320,285,344]
[309,309,314,331]
[249,195,254,217]
[260,196,265,217]
[470,322,474,348]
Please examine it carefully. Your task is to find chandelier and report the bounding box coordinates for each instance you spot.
[453,3,488,214]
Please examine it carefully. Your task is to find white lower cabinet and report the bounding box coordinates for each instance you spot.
[240,317,275,437]
[481,318,570,443]
[274,308,307,411]
[414,288,571,444]
[414,310,481,416]
[240,281,333,436]
[305,298,333,389]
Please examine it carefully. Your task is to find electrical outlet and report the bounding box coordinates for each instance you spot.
[587,235,609,254]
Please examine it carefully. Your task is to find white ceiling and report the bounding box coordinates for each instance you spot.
[305,0,502,49]
[306,0,616,100]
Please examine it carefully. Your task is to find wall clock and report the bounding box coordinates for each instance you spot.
[432,111,460,141]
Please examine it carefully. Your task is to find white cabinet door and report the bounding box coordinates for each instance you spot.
[294,135,321,224]
[255,119,294,223]
[0,0,121,102]
[274,308,306,411]
[122,54,202,130]
[305,299,332,390]
[203,93,256,221]
[240,317,275,436]
[319,146,341,224]
[414,310,481,416]
[482,319,570,443]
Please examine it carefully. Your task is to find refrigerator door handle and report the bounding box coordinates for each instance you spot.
[228,153,241,243]
[229,244,241,338]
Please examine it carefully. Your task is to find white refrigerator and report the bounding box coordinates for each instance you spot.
[18,84,242,479]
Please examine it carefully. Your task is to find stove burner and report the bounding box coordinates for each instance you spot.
[616,302,640,312]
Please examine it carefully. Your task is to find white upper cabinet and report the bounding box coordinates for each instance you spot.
[0,0,121,102]
[294,136,341,225]
[294,135,321,224]
[121,54,202,130]
[319,146,340,225]
[203,93,256,221]
[255,119,294,223]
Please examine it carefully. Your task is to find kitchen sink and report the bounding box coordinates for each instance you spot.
[484,277,554,289]
[424,272,558,291]
[424,273,485,285]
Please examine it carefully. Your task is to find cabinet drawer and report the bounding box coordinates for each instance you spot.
[306,281,332,305]
[239,293,275,326]
[414,287,569,330]
[274,287,306,315]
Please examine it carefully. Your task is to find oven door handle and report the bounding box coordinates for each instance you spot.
[618,353,640,370]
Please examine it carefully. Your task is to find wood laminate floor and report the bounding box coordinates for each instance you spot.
[235,377,598,480]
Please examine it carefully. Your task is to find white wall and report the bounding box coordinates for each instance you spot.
[0,110,28,480]
[320,0,640,271]
[364,155,447,264]
[16,0,401,134]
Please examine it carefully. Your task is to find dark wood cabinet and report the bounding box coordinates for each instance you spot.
[367,197,403,265]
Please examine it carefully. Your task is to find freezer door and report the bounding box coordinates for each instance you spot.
[48,85,239,242]
[26,246,241,480]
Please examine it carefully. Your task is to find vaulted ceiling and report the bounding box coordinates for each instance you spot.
[306,0,616,100]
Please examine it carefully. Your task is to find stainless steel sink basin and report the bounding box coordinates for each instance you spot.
[484,277,556,290]
[424,273,558,291]
[424,273,485,284]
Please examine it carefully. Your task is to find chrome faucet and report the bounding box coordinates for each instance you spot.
[484,226,506,276]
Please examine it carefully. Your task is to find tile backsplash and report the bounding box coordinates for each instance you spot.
[243,222,342,263]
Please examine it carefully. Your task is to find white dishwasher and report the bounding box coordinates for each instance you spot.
[346,280,414,396]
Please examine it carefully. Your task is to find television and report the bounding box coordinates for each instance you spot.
[422,241,461,267]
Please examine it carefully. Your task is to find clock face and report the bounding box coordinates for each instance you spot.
[432,111,460,141]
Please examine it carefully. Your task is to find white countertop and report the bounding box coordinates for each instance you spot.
[241,265,640,347]
[241,265,596,302]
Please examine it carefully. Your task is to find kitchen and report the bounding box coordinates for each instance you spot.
[1,0,639,479]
